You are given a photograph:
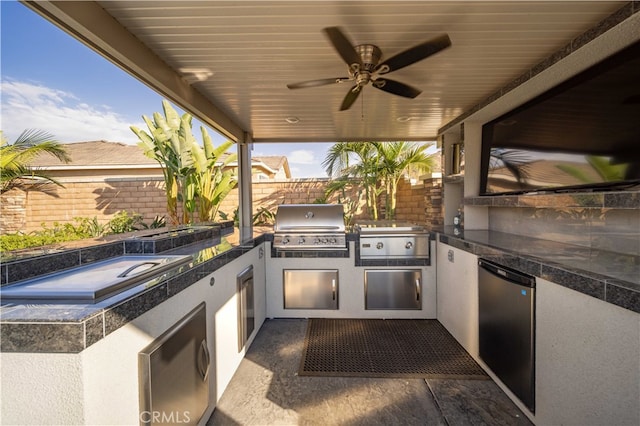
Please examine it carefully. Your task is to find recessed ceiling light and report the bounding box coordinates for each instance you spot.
[285,117,300,124]
[396,116,411,122]
[179,68,214,83]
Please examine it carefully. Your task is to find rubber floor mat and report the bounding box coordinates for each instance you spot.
[299,319,489,379]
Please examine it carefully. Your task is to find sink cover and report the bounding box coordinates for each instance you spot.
[0,255,191,303]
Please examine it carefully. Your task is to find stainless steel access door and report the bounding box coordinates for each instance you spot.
[365,269,422,310]
[139,302,210,425]
[283,269,338,309]
[237,265,255,352]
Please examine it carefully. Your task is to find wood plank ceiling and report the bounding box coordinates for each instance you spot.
[30,1,629,143]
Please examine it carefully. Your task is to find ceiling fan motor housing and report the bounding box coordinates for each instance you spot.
[355,44,382,72]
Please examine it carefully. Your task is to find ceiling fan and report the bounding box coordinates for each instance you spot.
[287,27,452,111]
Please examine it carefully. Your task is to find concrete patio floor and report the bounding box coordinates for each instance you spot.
[207,318,533,426]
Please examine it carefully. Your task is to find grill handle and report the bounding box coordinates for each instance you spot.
[275,225,343,231]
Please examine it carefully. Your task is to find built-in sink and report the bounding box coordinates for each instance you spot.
[0,255,192,303]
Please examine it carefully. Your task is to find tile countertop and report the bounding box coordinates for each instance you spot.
[437,227,640,314]
[2,226,638,353]
[0,227,266,353]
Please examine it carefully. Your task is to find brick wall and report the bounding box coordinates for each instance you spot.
[1,176,443,233]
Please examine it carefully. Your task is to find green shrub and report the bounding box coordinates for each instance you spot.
[73,216,107,237]
[252,207,275,226]
[0,211,166,253]
[140,215,167,229]
[106,211,143,234]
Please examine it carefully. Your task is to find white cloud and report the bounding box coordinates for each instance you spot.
[287,149,315,165]
[0,79,144,144]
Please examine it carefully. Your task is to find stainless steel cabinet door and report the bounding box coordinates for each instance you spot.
[139,302,210,425]
[237,265,255,352]
[365,269,422,310]
[283,269,338,309]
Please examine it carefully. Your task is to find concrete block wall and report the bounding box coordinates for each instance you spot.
[1,176,444,233]
[2,178,166,232]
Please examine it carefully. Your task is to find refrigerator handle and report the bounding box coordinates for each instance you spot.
[415,279,421,301]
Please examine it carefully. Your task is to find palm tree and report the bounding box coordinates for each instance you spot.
[322,141,437,221]
[376,142,437,219]
[0,129,71,195]
[322,142,383,220]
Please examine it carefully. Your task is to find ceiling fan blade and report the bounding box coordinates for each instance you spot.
[287,77,351,89]
[323,27,362,67]
[376,34,451,74]
[340,86,362,111]
[373,78,422,98]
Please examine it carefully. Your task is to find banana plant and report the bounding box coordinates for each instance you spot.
[131,100,195,225]
[192,127,237,222]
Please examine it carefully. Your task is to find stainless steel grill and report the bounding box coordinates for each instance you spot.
[273,204,347,250]
[356,221,429,259]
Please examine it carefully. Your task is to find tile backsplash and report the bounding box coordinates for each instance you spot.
[489,206,640,256]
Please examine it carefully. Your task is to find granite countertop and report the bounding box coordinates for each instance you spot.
[437,227,639,314]
[3,224,637,353]
[0,225,265,353]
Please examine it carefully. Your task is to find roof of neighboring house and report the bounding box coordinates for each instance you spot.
[31,140,158,168]
[30,140,291,177]
[251,156,291,177]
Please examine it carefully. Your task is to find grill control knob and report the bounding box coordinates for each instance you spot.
[405,241,413,249]
[376,242,384,250]
[298,238,306,245]
[282,237,290,245]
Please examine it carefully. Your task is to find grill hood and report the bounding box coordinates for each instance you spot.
[273,204,347,250]
[274,204,345,233]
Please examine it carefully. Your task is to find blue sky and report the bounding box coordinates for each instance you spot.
[0,1,333,177]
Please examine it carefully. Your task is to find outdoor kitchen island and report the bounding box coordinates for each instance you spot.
[1,220,638,425]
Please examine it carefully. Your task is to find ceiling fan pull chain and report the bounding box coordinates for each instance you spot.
[361,90,365,121]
